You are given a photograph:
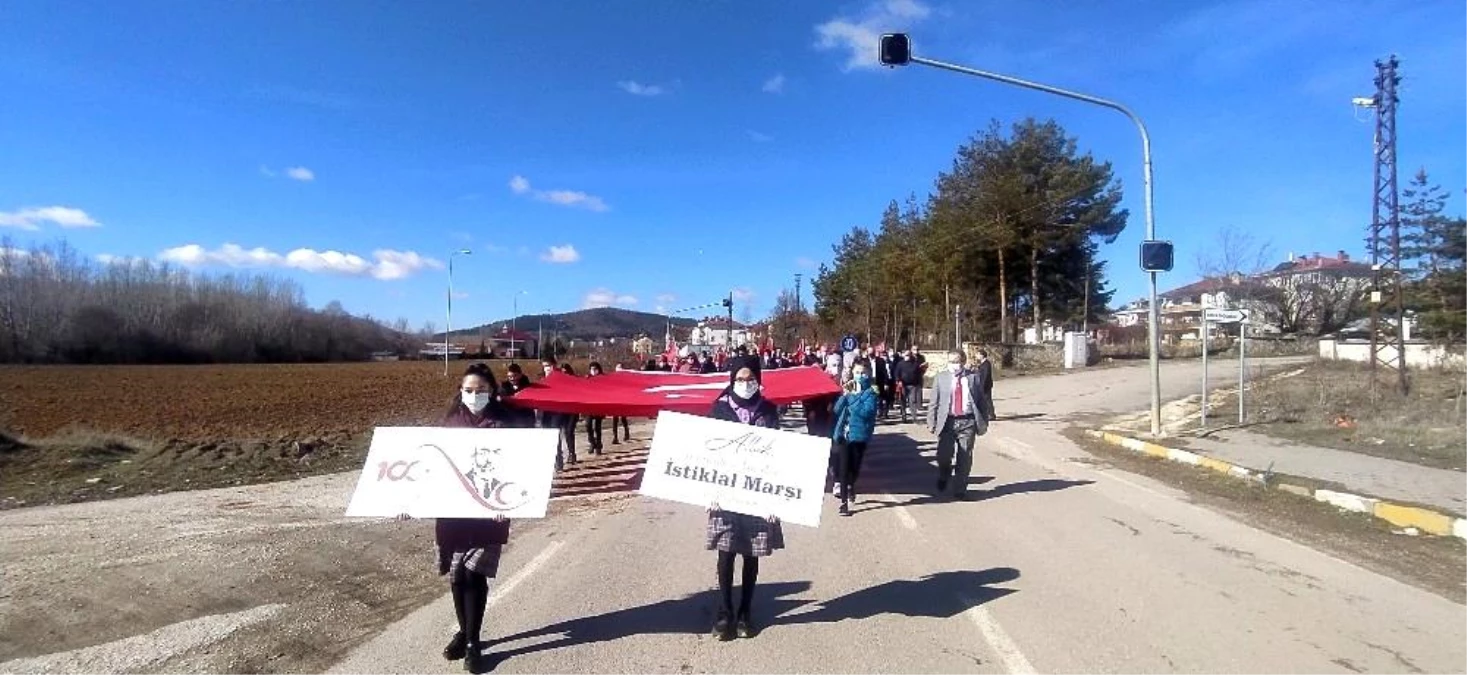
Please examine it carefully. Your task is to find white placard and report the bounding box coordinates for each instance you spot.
[639,411,829,527]
[344,426,560,519]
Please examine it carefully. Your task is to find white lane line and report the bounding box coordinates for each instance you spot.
[487,540,563,607]
[962,603,1036,674]
[893,502,919,530]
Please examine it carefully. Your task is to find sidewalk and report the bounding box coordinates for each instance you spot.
[1179,429,1466,517]
[1091,425,1467,540]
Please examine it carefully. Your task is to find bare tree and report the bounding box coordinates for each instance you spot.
[1194,224,1275,279]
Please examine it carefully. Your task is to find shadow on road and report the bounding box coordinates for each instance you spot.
[486,569,1021,665]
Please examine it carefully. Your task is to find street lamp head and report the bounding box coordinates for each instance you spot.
[880,33,912,67]
[457,249,472,255]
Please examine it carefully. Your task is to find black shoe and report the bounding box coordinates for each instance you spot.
[443,632,466,661]
[839,501,850,517]
[735,614,756,638]
[714,610,735,641]
[612,439,621,445]
[464,646,490,673]
[937,478,948,493]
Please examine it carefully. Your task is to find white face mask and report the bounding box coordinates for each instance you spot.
[948,362,963,374]
[733,382,760,399]
[462,391,490,413]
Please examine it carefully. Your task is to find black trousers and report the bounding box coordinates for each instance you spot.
[837,440,868,500]
[612,416,631,442]
[449,565,490,646]
[585,416,604,453]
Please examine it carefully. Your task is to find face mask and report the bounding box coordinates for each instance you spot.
[462,391,490,413]
[856,374,871,388]
[733,382,760,399]
[948,363,963,374]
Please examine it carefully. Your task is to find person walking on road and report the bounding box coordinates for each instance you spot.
[399,363,516,673]
[584,362,605,455]
[872,348,895,420]
[974,349,996,421]
[706,361,784,641]
[894,351,924,423]
[831,362,880,516]
[927,350,992,500]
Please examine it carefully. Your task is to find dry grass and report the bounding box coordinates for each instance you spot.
[1214,359,1467,470]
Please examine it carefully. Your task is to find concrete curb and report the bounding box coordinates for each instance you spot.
[1085,430,1467,541]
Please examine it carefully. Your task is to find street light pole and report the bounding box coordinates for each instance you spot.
[445,249,471,376]
[888,40,1163,436]
[511,290,527,361]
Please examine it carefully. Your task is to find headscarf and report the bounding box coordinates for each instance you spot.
[725,358,764,424]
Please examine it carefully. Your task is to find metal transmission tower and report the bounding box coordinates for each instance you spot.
[1362,56,1408,395]
[794,273,803,313]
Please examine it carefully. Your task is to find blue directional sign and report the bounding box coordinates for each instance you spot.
[840,335,858,352]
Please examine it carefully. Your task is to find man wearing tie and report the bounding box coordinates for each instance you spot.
[927,350,992,499]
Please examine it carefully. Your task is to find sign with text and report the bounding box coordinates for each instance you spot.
[344,427,559,519]
[640,411,829,527]
[1204,308,1250,324]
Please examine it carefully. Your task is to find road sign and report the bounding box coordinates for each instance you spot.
[840,335,858,352]
[1203,308,1249,324]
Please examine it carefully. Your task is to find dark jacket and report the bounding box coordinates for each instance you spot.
[872,356,892,387]
[435,403,512,552]
[710,393,780,428]
[975,360,995,420]
[894,358,922,386]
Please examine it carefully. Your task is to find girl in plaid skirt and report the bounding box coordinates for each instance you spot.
[399,363,517,673]
[706,360,784,641]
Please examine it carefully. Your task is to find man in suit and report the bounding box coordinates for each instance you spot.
[974,349,996,421]
[871,348,894,420]
[926,350,993,499]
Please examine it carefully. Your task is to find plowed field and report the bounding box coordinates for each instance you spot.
[0,361,555,508]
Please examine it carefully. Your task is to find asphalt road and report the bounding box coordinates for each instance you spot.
[331,357,1465,674]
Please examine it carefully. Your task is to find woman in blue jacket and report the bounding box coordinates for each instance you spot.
[831,361,880,516]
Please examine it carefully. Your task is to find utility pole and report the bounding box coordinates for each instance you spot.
[794,273,803,313]
[954,304,962,350]
[1360,56,1407,395]
[727,291,736,348]
[880,34,1165,436]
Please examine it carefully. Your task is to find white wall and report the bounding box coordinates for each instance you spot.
[1318,338,1465,369]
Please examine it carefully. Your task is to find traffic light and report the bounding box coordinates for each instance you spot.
[879,33,911,66]
[1140,240,1174,273]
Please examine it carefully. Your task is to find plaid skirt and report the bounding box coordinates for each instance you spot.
[438,545,503,579]
[705,511,785,557]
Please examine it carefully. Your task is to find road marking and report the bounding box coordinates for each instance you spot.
[487,540,563,607]
[894,503,919,530]
[962,604,1036,674]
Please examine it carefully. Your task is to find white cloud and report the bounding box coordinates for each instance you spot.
[156,243,442,280]
[747,130,773,143]
[539,244,581,264]
[814,0,932,71]
[0,206,101,230]
[795,256,818,269]
[732,287,755,302]
[285,166,315,182]
[259,165,277,178]
[96,253,147,267]
[582,288,639,309]
[452,291,470,300]
[762,73,786,93]
[656,293,677,304]
[508,175,609,212]
[617,80,665,97]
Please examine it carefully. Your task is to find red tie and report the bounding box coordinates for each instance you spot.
[952,374,964,415]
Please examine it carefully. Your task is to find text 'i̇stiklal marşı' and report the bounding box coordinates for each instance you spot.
[662,463,804,500]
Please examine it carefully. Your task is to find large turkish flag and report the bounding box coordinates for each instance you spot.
[503,366,841,417]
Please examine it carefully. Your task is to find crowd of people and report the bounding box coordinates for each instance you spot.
[403,340,998,671]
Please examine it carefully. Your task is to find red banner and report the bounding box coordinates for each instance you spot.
[503,366,842,417]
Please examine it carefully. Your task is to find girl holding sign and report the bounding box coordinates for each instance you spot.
[405,363,514,673]
[706,361,784,641]
[831,362,880,516]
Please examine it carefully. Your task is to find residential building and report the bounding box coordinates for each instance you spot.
[1110,250,1373,338]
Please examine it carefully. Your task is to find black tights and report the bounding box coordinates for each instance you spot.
[450,566,490,646]
[716,551,759,618]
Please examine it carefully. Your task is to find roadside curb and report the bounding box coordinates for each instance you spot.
[1085,430,1467,541]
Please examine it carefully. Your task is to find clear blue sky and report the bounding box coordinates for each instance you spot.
[1,0,1462,331]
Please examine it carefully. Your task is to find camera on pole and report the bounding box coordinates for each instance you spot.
[880,33,911,67]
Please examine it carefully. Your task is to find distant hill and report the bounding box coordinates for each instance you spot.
[452,308,699,342]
